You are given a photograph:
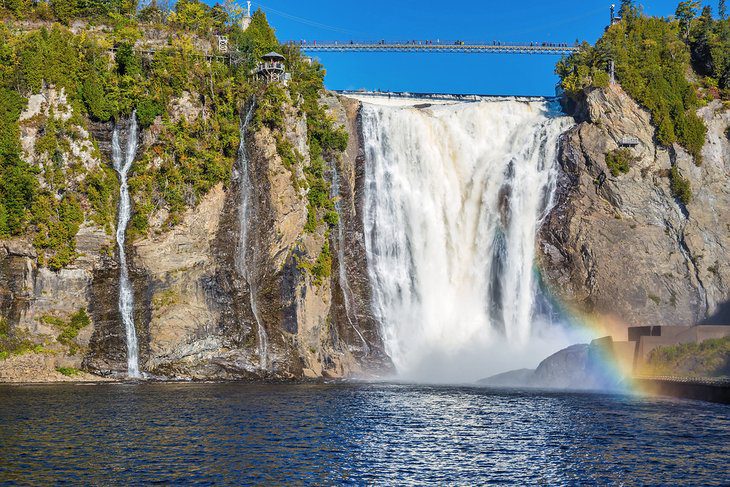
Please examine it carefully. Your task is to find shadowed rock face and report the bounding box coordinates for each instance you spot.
[539,85,730,328]
[322,95,391,372]
[120,94,392,380]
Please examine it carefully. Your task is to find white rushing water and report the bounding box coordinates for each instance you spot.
[236,102,269,371]
[112,112,140,378]
[361,98,575,381]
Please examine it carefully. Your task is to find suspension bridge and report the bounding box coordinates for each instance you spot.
[292,41,579,55]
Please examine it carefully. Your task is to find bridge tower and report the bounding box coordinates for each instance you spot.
[610,4,621,26]
[241,1,252,31]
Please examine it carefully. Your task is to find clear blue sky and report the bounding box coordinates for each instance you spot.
[243,0,719,95]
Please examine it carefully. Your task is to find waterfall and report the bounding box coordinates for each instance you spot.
[235,102,269,371]
[112,112,140,378]
[360,98,573,381]
[330,163,369,354]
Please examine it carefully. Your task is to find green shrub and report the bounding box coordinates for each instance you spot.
[253,83,287,131]
[56,366,81,376]
[0,318,46,358]
[83,165,118,233]
[32,193,84,270]
[136,98,164,128]
[310,240,332,285]
[605,148,635,176]
[115,42,142,77]
[276,136,300,169]
[41,309,90,354]
[298,238,332,286]
[81,63,116,122]
[323,210,339,227]
[670,165,692,205]
[58,309,91,344]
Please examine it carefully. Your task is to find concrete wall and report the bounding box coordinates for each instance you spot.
[612,325,730,374]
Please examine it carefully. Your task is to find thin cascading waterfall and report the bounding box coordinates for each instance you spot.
[330,163,370,354]
[112,112,140,378]
[361,98,573,380]
[235,102,269,371]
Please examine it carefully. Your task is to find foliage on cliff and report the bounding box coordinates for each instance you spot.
[0,317,46,360]
[605,148,636,176]
[1,3,346,279]
[640,336,730,378]
[556,0,722,162]
[250,31,347,281]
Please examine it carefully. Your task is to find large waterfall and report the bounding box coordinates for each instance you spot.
[235,102,269,371]
[360,97,574,381]
[112,112,140,378]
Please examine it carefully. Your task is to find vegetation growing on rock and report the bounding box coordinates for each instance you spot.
[0,0,347,282]
[670,165,692,205]
[640,336,730,378]
[605,148,636,176]
[56,366,81,376]
[556,0,730,163]
[0,317,48,359]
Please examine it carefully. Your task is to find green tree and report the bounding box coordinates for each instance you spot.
[557,8,707,161]
[50,0,78,23]
[620,0,640,21]
[169,0,214,33]
[720,0,727,20]
[676,1,701,40]
[239,9,279,59]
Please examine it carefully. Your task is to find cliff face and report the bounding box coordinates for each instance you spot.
[539,85,730,328]
[0,88,389,382]
[3,80,727,383]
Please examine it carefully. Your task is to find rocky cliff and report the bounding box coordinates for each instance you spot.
[0,86,390,382]
[2,80,728,383]
[539,84,730,329]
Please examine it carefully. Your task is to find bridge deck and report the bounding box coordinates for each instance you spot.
[296,42,578,55]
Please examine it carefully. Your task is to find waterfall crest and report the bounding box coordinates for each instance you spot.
[361,98,573,381]
[236,102,269,371]
[112,112,140,378]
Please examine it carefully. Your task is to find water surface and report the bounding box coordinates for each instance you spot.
[1,383,728,485]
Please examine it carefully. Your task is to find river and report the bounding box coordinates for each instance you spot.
[1,383,727,484]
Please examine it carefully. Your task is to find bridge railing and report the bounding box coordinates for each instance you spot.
[289,40,581,49]
[633,375,730,387]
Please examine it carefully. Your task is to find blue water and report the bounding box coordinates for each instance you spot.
[0,382,728,485]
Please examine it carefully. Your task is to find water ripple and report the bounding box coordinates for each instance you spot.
[0,383,728,485]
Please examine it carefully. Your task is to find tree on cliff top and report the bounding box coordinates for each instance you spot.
[556,3,708,162]
[676,1,701,40]
[236,9,279,59]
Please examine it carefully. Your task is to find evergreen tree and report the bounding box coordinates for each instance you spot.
[239,9,279,58]
[619,0,639,20]
[50,0,78,23]
[676,1,701,40]
[720,0,727,20]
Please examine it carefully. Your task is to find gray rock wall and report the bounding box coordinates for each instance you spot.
[539,85,730,328]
